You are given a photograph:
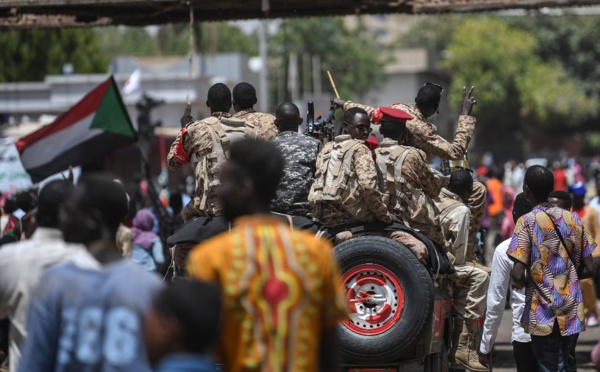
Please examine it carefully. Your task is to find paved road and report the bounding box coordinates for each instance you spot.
[488,309,600,371]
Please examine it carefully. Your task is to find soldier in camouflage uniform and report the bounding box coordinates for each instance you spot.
[232,82,278,141]
[309,108,396,228]
[271,102,322,216]
[335,84,486,264]
[375,107,450,253]
[168,83,256,221]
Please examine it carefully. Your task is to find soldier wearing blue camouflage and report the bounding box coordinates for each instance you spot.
[271,102,323,216]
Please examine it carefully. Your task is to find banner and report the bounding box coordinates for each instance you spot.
[0,138,32,192]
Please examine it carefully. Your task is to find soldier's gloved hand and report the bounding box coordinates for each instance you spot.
[333,98,346,109]
[460,86,476,116]
[180,102,194,128]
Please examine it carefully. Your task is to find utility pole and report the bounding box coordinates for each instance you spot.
[258,20,269,112]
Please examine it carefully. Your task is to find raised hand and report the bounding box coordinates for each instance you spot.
[180,102,194,128]
[461,86,477,116]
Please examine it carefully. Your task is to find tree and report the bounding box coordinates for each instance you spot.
[0,29,107,82]
[269,17,388,103]
[442,17,595,158]
[508,14,600,103]
[96,27,158,58]
[154,23,258,56]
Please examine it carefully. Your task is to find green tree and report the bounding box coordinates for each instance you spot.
[269,17,388,102]
[442,17,595,157]
[0,28,107,82]
[508,14,600,102]
[155,23,258,56]
[96,27,158,58]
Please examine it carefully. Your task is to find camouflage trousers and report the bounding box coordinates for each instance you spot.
[466,181,487,262]
[335,230,429,264]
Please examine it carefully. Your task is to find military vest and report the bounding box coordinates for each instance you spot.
[376,140,438,227]
[309,135,376,222]
[192,116,256,212]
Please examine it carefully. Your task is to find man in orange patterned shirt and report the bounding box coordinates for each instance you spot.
[187,138,347,372]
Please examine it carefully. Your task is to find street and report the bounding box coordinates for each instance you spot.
[490,309,600,371]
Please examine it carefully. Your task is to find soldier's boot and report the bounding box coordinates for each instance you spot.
[455,321,488,372]
[448,318,464,365]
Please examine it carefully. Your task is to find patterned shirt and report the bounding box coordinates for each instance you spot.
[232,108,278,141]
[507,203,596,336]
[187,215,347,372]
[271,131,323,216]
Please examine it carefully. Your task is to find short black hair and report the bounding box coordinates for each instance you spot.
[15,191,36,213]
[2,198,17,214]
[229,138,284,205]
[448,169,473,196]
[207,83,232,113]
[38,180,74,228]
[513,192,533,221]
[344,107,369,124]
[380,120,406,139]
[524,165,554,203]
[275,102,301,128]
[232,82,257,109]
[548,190,572,210]
[415,84,442,108]
[77,174,129,232]
[153,281,221,354]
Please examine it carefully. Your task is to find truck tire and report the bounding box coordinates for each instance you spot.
[335,236,434,364]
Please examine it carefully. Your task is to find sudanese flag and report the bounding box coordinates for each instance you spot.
[16,76,136,182]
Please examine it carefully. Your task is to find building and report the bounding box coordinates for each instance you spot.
[0,52,260,131]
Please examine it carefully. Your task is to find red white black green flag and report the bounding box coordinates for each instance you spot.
[16,76,136,182]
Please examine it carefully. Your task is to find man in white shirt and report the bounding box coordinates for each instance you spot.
[438,170,490,372]
[0,180,98,371]
[479,192,535,371]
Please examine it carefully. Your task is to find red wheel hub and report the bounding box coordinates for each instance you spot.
[341,264,404,335]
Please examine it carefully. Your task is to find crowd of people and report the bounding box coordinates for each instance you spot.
[0,79,599,372]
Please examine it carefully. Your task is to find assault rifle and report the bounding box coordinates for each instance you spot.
[305,99,336,142]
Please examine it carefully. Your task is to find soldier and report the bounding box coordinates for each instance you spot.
[335,84,486,265]
[168,83,257,221]
[309,107,396,231]
[271,102,322,216]
[232,82,278,141]
[437,170,489,372]
[375,107,449,253]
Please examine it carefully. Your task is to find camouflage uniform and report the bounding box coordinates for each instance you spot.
[344,101,475,160]
[345,101,486,259]
[167,112,229,220]
[232,108,278,141]
[309,135,393,227]
[271,131,323,216]
[437,187,489,366]
[375,138,449,251]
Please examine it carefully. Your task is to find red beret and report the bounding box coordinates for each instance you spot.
[365,134,379,151]
[379,107,413,122]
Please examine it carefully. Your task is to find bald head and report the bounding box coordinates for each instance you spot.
[275,102,302,131]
